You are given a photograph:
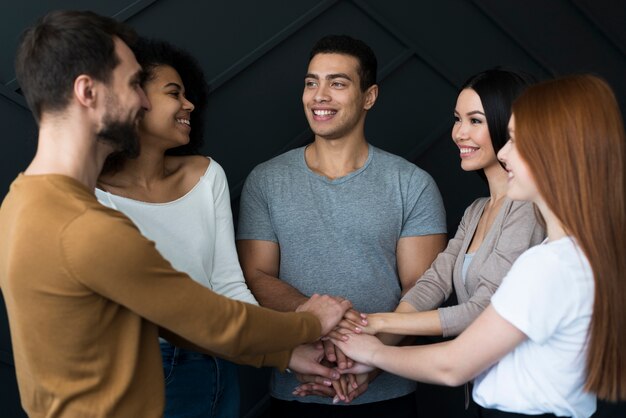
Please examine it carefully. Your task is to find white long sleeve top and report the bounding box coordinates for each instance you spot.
[96,159,257,305]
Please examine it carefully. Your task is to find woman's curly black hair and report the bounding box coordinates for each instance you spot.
[102,37,209,173]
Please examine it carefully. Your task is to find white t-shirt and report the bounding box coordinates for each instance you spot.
[96,159,257,305]
[473,237,596,418]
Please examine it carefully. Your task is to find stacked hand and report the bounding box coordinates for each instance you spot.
[296,293,353,335]
[291,304,379,404]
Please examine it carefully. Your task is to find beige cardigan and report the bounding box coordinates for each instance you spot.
[402,198,545,337]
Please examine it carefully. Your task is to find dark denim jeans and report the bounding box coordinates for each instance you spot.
[161,341,240,418]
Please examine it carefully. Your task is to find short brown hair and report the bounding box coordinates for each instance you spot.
[15,10,137,123]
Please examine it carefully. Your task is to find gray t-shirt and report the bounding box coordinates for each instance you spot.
[237,143,446,404]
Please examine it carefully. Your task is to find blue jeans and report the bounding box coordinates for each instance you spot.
[160,341,240,418]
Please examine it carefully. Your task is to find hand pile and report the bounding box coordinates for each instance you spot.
[292,305,377,404]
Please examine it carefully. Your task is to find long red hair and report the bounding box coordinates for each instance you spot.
[513,74,626,401]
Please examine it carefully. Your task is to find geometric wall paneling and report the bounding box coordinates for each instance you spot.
[0,83,26,108]
[0,0,157,103]
[362,0,553,82]
[198,37,312,191]
[366,56,458,159]
[0,95,38,196]
[292,0,409,67]
[127,0,327,86]
[474,0,626,110]
[571,0,626,56]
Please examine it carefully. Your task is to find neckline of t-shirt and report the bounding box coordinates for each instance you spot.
[95,158,214,207]
[541,235,574,246]
[300,143,374,185]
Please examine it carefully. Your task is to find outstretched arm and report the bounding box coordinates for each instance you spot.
[362,303,443,337]
[66,211,352,366]
[361,201,543,339]
[334,305,526,386]
[435,200,545,337]
[237,239,356,336]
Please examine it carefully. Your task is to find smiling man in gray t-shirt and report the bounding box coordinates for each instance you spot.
[237,35,446,417]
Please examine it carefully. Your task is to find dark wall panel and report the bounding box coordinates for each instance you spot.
[127,0,324,84]
[362,0,553,82]
[0,363,27,418]
[0,96,37,197]
[475,0,626,110]
[573,0,626,54]
[367,56,457,157]
[0,0,144,86]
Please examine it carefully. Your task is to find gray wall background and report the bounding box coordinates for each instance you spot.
[1,1,625,417]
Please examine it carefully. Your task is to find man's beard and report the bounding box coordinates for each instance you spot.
[97,115,140,159]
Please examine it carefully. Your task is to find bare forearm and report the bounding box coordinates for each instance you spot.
[238,240,308,311]
[377,331,404,346]
[371,342,465,386]
[339,306,527,388]
[371,310,443,337]
[377,332,415,349]
[248,272,308,311]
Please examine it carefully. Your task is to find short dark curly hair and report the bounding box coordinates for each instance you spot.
[309,34,377,91]
[133,37,209,156]
[103,38,209,173]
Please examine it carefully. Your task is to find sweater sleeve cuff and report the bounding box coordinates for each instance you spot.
[301,312,322,340]
[262,349,292,371]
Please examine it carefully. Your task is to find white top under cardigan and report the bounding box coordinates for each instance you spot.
[96,158,258,305]
[473,237,595,418]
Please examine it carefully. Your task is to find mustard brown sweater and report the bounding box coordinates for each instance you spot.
[0,174,321,417]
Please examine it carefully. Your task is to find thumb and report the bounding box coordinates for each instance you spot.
[340,298,352,311]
